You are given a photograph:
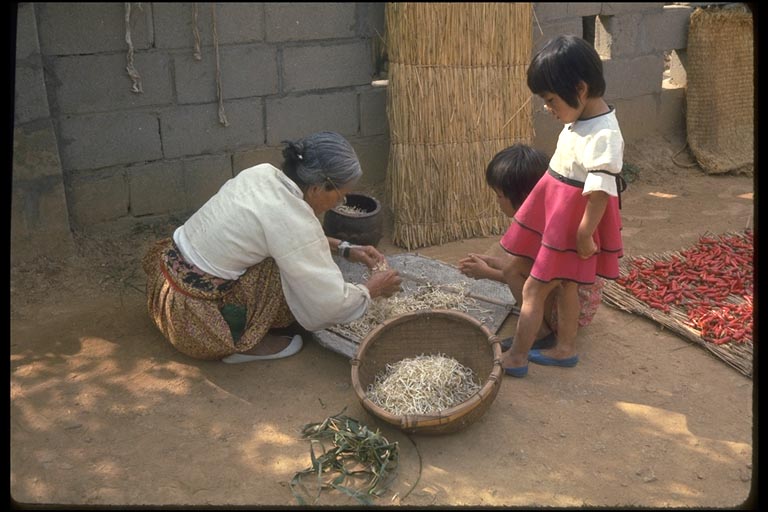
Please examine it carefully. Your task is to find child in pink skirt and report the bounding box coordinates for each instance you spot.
[500,35,625,377]
[458,144,606,353]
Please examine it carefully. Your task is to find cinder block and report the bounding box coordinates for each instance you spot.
[14,64,50,124]
[16,3,40,60]
[37,2,153,55]
[58,111,162,171]
[596,13,643,58]
[212,2,266,44]
[12,177,67,232]
[66,168,130,226]
[265,92,358,146]
[567,3,602,17]
[51,53,173,114]
[153,3,200,49]
[532,112,560,159]
[13,121,64,181]
[641,5,693,52]
[182,155,233,211]
[359,2,386,36]
[174,45,278,104]
[173,49,217,104]
[612,94,659,142]
[350,135,390,188]
[160,99,265,159]
[265,3,356,42]
[601,3,663,16]
[283,41,373,93]
[128,160,186,217]
[11,177,75,263]
[658,86,686,136]
[360,88,388,137]
[532,3,569,22]
[233,147,286,174]
[15,4,50,124]
[532,19,583,53]
[603,55,664,100]
[154,2,265,49]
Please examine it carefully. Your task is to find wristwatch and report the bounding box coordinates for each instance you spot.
[338,241,352,259]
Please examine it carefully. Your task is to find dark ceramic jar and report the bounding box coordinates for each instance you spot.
[322,193,384,247]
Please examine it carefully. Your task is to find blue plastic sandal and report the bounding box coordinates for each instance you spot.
[500,332,557,352]
[503,364,529,378]
[527,349,579,367]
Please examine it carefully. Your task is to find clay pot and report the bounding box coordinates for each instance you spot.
[323,193,384,247]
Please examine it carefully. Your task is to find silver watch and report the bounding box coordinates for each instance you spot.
[338,241,352,258]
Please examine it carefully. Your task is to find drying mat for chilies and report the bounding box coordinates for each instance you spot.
[602,231,753,378]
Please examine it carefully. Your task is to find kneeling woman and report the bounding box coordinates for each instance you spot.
[142,131,402,362]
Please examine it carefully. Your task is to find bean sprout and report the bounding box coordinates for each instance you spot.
[332,282,490,340]
[366,353,481,415]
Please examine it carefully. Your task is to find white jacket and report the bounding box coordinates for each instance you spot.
[173,163,370,330]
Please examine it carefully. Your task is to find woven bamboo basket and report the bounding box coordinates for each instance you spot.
[686,5,754,175]
[350,309,503,435]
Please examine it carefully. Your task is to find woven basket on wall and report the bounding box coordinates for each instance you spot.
[385,3,534,250]
[350,309,503,435]
[686,6,754,175]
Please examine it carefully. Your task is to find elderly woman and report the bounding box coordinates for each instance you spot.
[142,131,402,363]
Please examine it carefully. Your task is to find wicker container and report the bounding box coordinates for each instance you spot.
[351,309,503,435]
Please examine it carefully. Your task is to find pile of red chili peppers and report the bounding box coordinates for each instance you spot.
[616,231,753,345]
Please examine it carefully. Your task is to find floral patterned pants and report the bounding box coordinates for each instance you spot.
[142,238,295,360]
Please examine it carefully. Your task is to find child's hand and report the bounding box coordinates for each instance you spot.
[458,253,491,279]
[577,234,598,259]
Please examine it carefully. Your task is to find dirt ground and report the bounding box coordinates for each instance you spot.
[10,133,756,508]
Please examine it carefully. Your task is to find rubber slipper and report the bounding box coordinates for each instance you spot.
[500,331,557,352]
[222,335,303,363]
[503,364,528,378]
[527,348,578,367]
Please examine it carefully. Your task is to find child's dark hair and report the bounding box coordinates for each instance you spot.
[527,34,606,109]
[486,144,550,209]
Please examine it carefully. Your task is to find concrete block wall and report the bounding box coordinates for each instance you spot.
[12,2,75,264]
[14,2,389,241]
[13,2,714,260]
[530,2,697,157]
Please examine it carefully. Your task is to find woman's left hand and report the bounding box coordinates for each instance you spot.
[349,245,387,269]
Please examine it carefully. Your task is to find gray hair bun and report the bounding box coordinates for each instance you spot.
[281,140,305,162]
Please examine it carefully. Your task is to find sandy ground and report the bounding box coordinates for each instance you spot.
[10,134,756,508]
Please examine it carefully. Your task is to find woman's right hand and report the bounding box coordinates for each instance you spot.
[365,269,402,299]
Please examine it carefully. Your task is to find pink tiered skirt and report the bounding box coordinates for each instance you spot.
[500,170,623,284]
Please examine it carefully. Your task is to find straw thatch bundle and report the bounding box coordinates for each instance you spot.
[686,6,754,175]
[385,3,534,249]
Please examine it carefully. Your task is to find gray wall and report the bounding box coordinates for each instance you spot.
[13,2,718,262]
[530,2,696,156]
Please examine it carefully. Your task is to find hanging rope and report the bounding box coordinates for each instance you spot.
[672,142,699,168]
[125,2,144,93]
[192,3,202,61]
[212,3,229,126]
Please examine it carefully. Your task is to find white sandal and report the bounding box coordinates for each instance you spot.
[221,335,303,364]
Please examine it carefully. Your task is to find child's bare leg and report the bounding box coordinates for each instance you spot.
[502,257,553,339]
[542,285,558,334]
[544,280,579,359]
[501,255,530,305]
[502,277,561,369]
